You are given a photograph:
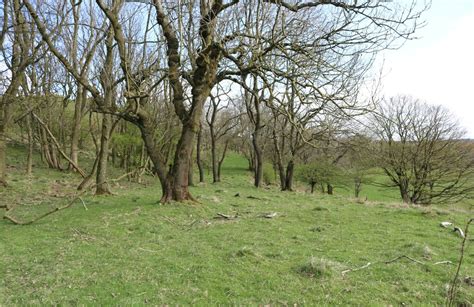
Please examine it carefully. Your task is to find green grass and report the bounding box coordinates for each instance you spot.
[1,147,473,305]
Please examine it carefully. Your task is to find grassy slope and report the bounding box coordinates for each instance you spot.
[1,146,473,305]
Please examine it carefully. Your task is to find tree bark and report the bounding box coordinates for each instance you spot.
[284,160,294,191]
[95,113,111,195]
[210,121,218,183]
[0,112,6,187]
[70,86,85,170]
[188,146,194,186]
[196,123,204,183]
[252,130,263,188]
[327,183,333,195]
[216,140,228,182]
[161,122,198,203]
[26,113,33,175]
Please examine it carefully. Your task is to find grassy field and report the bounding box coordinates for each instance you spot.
[1,146,473,305]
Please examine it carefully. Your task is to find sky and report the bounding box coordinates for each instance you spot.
[378,0,474,138]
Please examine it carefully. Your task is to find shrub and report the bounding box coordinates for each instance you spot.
[262,162,276,185]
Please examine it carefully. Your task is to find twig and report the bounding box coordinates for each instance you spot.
[434,261,452,265]
[447,218,473,307]
[79,197,88,210]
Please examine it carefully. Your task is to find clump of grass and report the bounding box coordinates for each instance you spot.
[313,206,329,211]
[297,257,341,278]
[309,226,323,232]
[422,245,433,260]
[233,246,258,258]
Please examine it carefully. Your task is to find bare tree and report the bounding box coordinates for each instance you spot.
[372,96,474,204]
[21,0,427,202]
[1,0,46,186]
[206,90,240,183]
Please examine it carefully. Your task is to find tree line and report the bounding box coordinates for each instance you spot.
[1,0,472,205]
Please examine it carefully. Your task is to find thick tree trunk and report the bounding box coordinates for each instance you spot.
[188,147,194,186]
[196,124,204,183]
[137,115,170,201]
[160,124,196,202]
[284,160,294,191]
[95,113,111,195]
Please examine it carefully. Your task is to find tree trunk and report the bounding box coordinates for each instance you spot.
[95,113,111,195]
[272,128,286,190]
[327,183,333,195]
[310,181,316,194]
[196,123,204,183]
[399,178,410,203]
[188,146,194,186]
[252,130,263,188]
[160,123,197,203]
[70,86,85,170]
[77,154,98,190]
[26,113,33,176]
[0,116,6,187]
[216,140,228,182]
[354,178,361,198]
[284,160,294,191]
[137,115,170,201]
[210,123,218,183]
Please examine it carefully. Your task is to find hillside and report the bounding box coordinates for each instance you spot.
[1,146,473,305]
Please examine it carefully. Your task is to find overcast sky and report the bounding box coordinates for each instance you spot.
[379,0,474,138]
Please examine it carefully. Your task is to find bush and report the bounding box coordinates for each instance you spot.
[262,162,276,185]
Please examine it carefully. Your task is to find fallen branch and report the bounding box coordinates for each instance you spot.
[434,261,452,265]
[342,262,372,276]
[4,193,86,225]
[261,212,278,219]
[3,182,96,225]
[215,212,238,220]
[342,255,429,276]
[32,112,86,177]
[385,255,426,265]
